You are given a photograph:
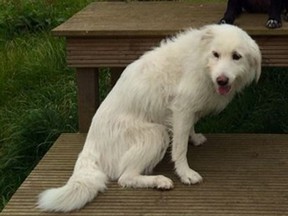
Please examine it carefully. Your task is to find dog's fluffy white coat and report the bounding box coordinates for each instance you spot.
[37,24,261,212]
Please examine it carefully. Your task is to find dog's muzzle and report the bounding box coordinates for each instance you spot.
[216,75,231,95]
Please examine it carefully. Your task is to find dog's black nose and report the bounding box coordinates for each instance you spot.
[216,76,229,86]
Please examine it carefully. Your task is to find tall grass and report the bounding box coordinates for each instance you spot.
[0,33,78,208]
[0,0,288,212]
[0,0,96,40]
[0,0,95,210]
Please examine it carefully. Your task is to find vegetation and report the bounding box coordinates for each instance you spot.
[0,0,95,210]
[0,0,287,211]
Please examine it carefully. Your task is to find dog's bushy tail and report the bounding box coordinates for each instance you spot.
[37,151,107,212]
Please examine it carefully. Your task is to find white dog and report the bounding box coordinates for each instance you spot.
[37,24,261,212]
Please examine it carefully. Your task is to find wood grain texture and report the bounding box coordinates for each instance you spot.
[66,36,288,68]
[1,133,288,215]
[52,2,288,37]
[66,37,160,67]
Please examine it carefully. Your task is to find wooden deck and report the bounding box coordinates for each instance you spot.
[1,133,288,215]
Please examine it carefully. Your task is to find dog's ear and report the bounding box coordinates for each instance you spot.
[200,25,215,44]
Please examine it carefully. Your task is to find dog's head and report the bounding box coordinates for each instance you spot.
[201,24,261,96]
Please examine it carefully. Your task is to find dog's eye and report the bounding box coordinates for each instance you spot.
[232,52,242,60]
[212,51,220,58]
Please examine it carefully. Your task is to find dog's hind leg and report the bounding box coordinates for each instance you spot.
[219,0,242,24]
[189,127,207,146]
[118,123,173,190]
[283,0,288,21]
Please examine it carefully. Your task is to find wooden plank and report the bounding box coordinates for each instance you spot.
[66,36,288,68]
[1,133,288,215]
[52,2,288,37]
[66,37,159,67]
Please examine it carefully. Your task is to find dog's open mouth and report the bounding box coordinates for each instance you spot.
[217,85,231,95]
[216,75,231,95]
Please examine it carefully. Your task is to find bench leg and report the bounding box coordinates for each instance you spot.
[76,68,99,133]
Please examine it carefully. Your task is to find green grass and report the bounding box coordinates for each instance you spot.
[0,0,288,212]
[0,31,78,210]
[0,0,95,210]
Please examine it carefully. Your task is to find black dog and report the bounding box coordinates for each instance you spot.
[219,0,288,28]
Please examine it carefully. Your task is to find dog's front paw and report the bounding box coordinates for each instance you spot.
[190,133,207,146]
[155,175,174,190]
[266,19,282,28]
[178,168,203,185]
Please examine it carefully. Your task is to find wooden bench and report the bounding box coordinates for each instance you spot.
[55,1,288,132]
[1,2,288,216]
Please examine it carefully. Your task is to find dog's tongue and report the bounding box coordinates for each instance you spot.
[218,86,231,95]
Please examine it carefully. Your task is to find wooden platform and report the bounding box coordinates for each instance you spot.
[1,133,288,215]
